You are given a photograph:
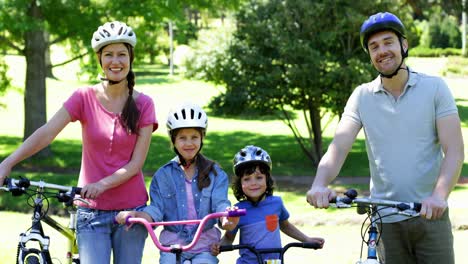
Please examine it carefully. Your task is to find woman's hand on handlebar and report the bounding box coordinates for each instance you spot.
[220,206,240,231]
[306,186,336,209]
[80,181,107,199]
[0,163,12,186]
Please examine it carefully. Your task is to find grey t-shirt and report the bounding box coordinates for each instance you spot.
[342,70,458,222]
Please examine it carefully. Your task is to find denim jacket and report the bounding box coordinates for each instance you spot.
[143,156,231,243]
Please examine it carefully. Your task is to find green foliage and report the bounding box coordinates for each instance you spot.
[418,14,462,49]
[442,56,468,76]
[410,46,462,57]
[188,0,399,165]
[0,59,10,107]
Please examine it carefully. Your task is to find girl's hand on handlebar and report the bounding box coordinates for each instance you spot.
[420,195,448,220]
[115,211,138,226]
[306,187,336,208]
[221,206,240,231]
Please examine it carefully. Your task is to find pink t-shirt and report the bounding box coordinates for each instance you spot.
[64,86,158,210]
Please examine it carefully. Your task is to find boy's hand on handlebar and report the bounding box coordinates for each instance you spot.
[306,237,325,249]
[420,195,448,220]
[306,187,336,208]
[210,242,221,256]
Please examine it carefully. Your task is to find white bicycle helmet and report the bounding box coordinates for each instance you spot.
[233,145,272,175]
[91,21,137,52]
[166,103,208,133]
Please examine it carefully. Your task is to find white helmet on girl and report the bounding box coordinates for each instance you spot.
[91,21,137,52]
[166,102,208,133]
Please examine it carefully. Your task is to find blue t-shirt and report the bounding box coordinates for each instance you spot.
[230,195,290,264]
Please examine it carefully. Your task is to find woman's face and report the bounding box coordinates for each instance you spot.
[99,43,130,82]
[241,166,267,202]
[174,128,202,161]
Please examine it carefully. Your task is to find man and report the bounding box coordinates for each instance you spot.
[306,12,464,263]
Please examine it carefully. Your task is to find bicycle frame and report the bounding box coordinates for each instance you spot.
[2,177,82,264]
[219,241,322,264]
[332,189,421,264]
[125,208,246,264]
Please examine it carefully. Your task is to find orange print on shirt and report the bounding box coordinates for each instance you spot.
[265,214,278,232]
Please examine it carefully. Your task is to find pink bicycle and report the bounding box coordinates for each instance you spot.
[123,208,247,263]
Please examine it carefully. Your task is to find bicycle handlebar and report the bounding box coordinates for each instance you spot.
[219,242,322,264]
[331,189,421,214]
[1,177,83,204]
[127,208,247,253]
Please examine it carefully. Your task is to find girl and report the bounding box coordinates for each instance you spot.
[116,102,238,264]
[212,145,324,263]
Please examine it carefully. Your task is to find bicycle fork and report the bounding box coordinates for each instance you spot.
[357,218,380,264]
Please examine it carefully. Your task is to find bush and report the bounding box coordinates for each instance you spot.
[410,46,462,57]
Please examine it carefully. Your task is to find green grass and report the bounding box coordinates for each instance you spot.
[1,185,467,263]
[1,55,468,263]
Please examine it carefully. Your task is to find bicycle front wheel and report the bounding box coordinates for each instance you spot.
[17,247,47,264]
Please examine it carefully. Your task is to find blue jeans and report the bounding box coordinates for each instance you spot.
[76,206,148,264]
[159,251,219,264]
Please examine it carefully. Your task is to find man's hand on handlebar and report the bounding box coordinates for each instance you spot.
[306,186,336,209]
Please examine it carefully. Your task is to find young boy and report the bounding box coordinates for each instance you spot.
[212,145,324,263]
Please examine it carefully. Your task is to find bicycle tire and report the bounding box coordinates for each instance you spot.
[17,247,45,264]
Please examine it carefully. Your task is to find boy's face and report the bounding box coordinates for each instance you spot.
[241,166,267,202]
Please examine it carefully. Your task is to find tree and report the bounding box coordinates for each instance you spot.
[204,0,403,166]
[0,0,244,158]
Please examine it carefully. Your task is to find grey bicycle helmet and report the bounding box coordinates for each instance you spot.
[92,21,137,52]
[233,145,272,175]
[166,102,208,133]
[360,12,406,52]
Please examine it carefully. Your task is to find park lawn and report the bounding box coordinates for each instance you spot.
[1,185,467,263]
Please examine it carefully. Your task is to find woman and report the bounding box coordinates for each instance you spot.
[0,21,158,264]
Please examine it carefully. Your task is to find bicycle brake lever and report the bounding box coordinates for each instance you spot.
[399,210,420,217]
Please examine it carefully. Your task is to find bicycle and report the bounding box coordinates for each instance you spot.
[330,189,421,264]
[122,208,247,264]
[1,176,85,264]
[218,241,322,264]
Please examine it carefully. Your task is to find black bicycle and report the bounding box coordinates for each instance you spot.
[1,177,85,264]
[330,189,421,264]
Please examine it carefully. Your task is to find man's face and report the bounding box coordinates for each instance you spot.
[367,30,407,75]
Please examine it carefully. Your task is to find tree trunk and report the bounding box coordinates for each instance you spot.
[24,1,51,157]
[310,105,323,166]
[44,32,55,79]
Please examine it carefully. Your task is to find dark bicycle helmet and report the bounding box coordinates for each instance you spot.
[233,145,272,176]
[360,12,406,52]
